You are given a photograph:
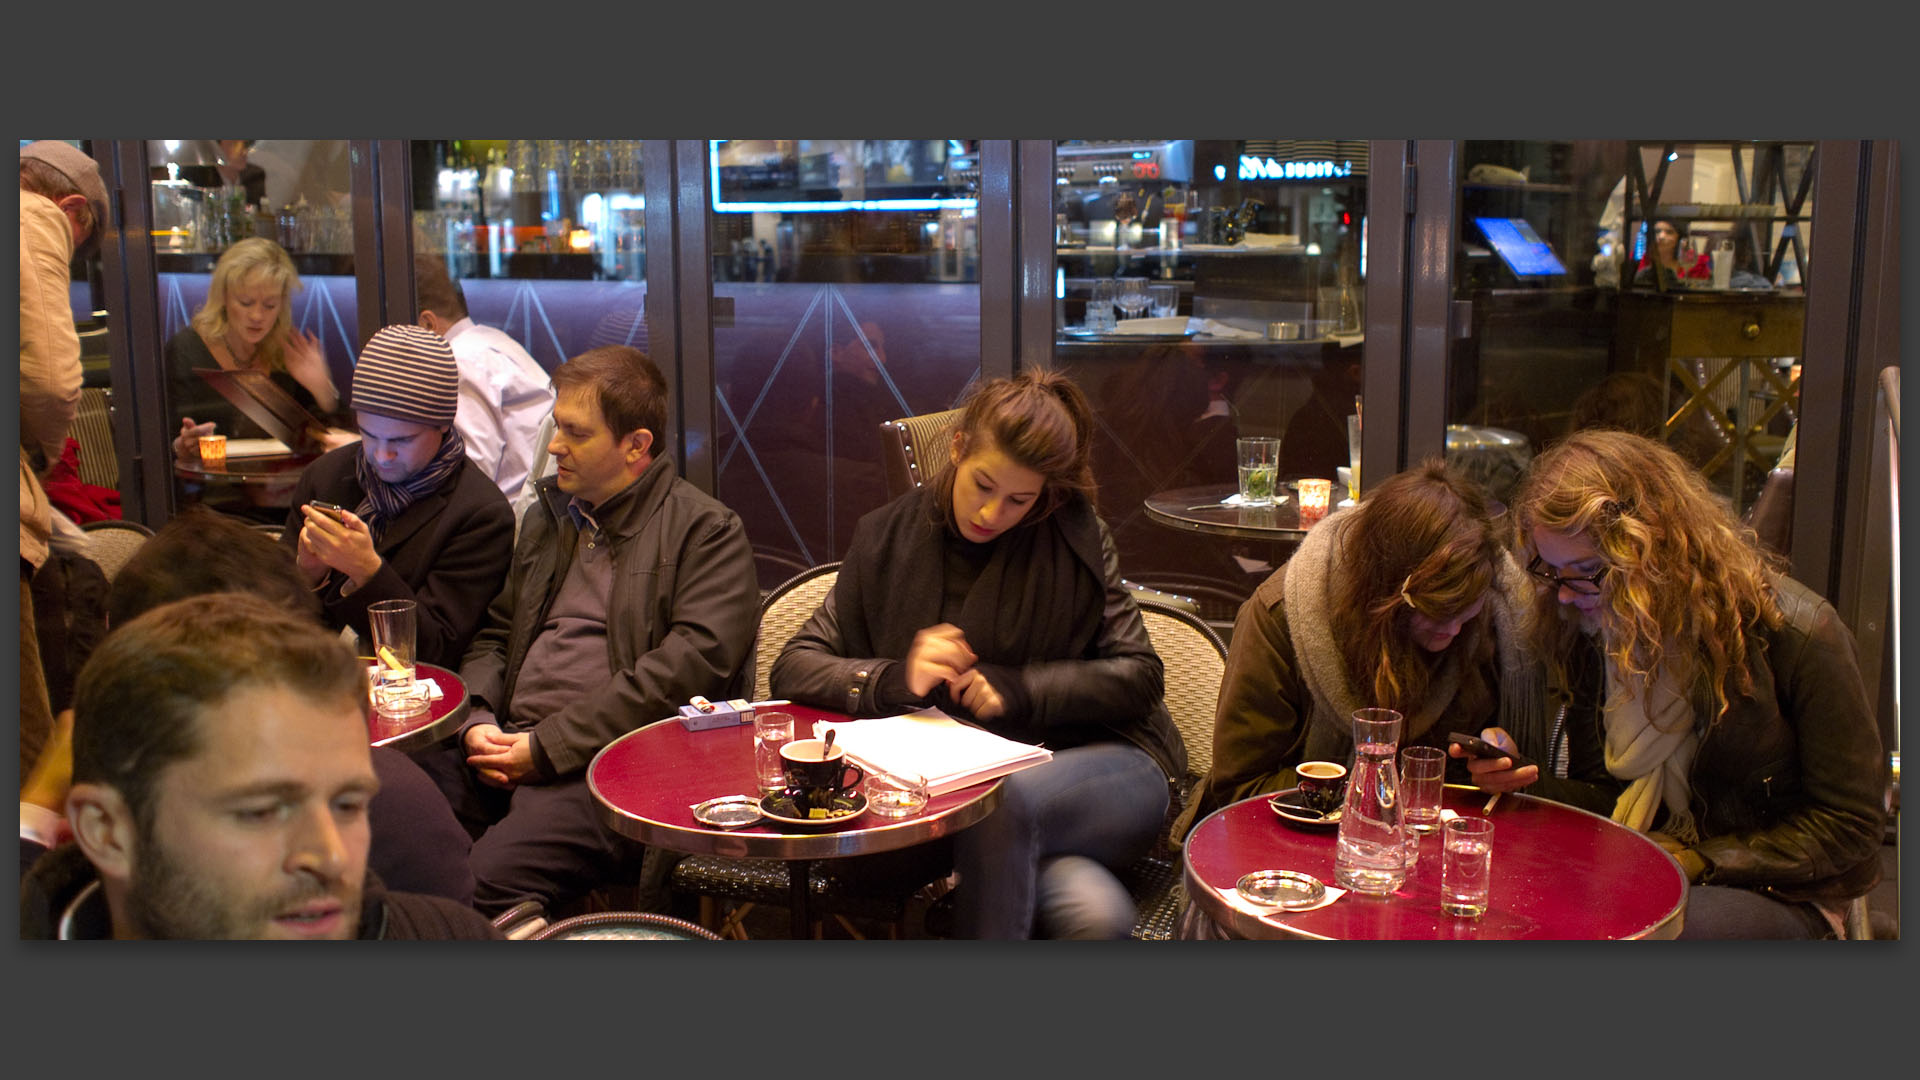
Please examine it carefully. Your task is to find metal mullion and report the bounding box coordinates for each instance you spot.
[1360,140,1413,495]
[1401,140,1456,471]
[671,140,716,493]
[977,140,1018,382]
[94,139,171,525]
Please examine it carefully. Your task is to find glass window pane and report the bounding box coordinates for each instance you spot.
[150,139,359,521]
[1446,140,1809,517]
[1050,139,1370,628]
[708,139,982,588]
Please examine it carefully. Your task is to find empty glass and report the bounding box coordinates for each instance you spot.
[1086,279,1118,332]
[1148,283,1179,319]
[1116,277,1151,321]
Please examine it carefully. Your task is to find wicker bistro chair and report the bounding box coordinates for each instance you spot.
[1116,599,1228,940]
[531,911,722,941]
[672,562,933,939]
[79,519,155,581]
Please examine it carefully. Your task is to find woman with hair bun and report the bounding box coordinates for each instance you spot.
[773,369,1185,939]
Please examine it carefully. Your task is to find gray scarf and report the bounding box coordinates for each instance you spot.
[1283,509,1548,759]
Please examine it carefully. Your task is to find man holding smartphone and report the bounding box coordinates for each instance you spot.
[281,324,515,669]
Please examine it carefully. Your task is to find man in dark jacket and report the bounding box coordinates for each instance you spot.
[421,346,758,918]
[20,593,500,940]
[283,324,515,670]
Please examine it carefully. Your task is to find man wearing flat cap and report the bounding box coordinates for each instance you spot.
[19,140,110,782]
[281,324,515,669]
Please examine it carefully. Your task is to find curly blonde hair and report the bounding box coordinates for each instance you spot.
[1334,458,1502,718]
[190,237,301,372]
[1511,429,1783,720]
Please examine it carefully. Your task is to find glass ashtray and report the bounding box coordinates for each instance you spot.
[1235,870,1327,909]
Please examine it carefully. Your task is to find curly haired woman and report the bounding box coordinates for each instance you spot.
[1487,429,1887,938]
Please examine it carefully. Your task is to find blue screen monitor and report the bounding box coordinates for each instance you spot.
[1473,217,1567,277]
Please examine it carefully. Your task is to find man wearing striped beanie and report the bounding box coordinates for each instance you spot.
[280,324,515,669]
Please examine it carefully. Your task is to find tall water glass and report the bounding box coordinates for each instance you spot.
[1334,708,1408,895]
[753,711,796,795]
[1442,817,1494,917]
[1086,279,1118,332]
[367,600,426,719]
[1400,745,1447,865]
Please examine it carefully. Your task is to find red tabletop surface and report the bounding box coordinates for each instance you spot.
[587,703,1003,860]
[367,661,469,753]
[1183,785,1687,940]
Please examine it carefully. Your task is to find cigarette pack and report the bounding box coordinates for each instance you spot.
[676,697,754,731]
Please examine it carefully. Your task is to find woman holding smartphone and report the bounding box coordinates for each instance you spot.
[772,370,1185,939]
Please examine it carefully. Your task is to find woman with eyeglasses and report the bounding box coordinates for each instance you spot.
[1506,429,1886,938]
[1172,459,1608,847]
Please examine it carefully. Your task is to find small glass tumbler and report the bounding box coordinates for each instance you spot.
[753,711,796,796]
[1148,282,1179,318]
[866,768,930,819]
[1400,745,1448,865]
[1442,816,1495,917]
[1086,279,1118,333]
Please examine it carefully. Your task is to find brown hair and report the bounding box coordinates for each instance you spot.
[932,368,1097,528]
[72,593,367,830]
[189,237,301,372]
[1511,429,1783,720]
[414,253,469,321]
[552,345,669,451]
[1333,458,1503,716]
[106,507,321,630]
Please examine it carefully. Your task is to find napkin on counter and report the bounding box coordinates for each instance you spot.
[1218,492,1289,508]
[1212,882,1347,923]
[1190,318,1265,340]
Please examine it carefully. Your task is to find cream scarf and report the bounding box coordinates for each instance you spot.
[1600,647,1701,843]
[1285,510,1547,752]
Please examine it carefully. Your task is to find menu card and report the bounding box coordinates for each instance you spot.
[812,707,1053,796]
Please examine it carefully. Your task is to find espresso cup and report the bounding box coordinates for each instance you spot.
[780,739,865,811]
[1296,760,1349,814]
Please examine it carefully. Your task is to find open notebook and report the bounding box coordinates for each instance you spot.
[812,707,1052,796]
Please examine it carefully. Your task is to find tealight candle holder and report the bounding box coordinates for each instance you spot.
[1297,478,1332,526]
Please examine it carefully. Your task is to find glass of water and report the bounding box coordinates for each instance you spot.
[1148,282,1179,319]
[1442,816,1494,917]
[865,768,930,819]
[753,711,796,795]
[1400,745,1447,866]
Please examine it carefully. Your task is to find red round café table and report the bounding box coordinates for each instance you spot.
[1183,785,1687,939]
[589,703,1004,939]
[366,661,469,753]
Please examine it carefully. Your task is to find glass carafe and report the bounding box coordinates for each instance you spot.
[1334,707,1409,895]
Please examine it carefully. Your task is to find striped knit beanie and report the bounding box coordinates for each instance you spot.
[351,324,458,426]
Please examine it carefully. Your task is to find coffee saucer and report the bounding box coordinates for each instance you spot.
[759,792,868,830]
[1270,788,1342,829]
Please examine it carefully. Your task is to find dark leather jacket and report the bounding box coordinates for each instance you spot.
[770,487,1186,783]
[458,453,760,778]
[1560,574,1887,903]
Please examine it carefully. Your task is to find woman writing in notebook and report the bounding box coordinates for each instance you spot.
[772,370,1185,939]
[166,237,342,461]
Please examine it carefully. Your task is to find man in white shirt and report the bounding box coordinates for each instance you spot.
[414,255,554,505]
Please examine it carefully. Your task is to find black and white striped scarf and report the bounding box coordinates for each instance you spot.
[352,426,468,539]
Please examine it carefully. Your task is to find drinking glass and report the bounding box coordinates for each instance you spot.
[1148,283,1179,319]
[1334,708,1408,895]
[367,600,426,718]
[753,711,796,796]
[1442,816,1494,917]
[1235,437,1280,507]
[1401,745,1448,865]
[1346,414,1363,502]
[1116,277,1151,321]
[865,768,930,819]
[1086,279,1118,333]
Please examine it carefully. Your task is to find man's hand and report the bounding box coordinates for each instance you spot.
[298,503,382,587]
[903,623,977,699]
[465,723,536,788]
[1447,725,1539,793]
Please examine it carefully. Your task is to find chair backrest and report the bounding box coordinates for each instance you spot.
[80,519,155,581]
[878,408,962,501]
[753,562,842,703]
[73,386,118,489]
[531,911,722,941]
[1136,598,1228,786]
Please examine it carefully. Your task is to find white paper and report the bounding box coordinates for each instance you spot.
[813,707,1052,796]
[222,437,293,457]
[1212,882,1346,922]
[1218,492,1289,508]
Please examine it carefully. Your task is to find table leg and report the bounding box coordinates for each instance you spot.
[788,858,812,939]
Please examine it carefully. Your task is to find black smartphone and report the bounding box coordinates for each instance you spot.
[307,500,346,521]
[1447,731,1534,769]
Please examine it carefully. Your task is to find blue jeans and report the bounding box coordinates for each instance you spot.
[953,741,1168,940]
